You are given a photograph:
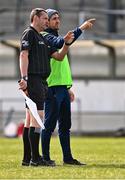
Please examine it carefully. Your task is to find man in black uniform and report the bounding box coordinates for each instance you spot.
[19,8,74,166]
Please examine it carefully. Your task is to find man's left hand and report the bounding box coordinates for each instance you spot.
[68,89,75,102]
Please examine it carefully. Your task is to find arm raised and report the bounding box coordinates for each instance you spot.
[51,31,74,61]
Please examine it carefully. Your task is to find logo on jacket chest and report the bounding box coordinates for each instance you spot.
[38,41,45,45]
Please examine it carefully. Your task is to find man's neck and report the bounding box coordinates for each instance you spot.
[31,23,42,33]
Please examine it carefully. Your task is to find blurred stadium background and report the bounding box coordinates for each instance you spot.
[1,0,125,136]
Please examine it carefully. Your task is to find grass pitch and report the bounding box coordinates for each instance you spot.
[0,136,125,179]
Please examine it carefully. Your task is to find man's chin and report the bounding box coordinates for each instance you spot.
[43,26,48,31]
[55,27,59,30]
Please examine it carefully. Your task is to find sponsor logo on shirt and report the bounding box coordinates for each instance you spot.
[39,41,45,45]
[39,41,50,48]
[22,40,29,47]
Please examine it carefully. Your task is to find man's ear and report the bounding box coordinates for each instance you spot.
[33,15,39,22]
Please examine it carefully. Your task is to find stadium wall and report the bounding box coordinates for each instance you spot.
[0,80,125,133]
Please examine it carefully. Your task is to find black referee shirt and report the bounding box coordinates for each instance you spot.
[20,26,57,78]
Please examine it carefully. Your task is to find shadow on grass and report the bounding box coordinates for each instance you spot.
[59,164,125,169]
[86,164,125,169]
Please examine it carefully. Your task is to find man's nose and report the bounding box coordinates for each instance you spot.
[46,20,49,25]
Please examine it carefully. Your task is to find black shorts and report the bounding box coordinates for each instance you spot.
[27,75,48,110]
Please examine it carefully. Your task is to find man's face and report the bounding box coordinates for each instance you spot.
[38,12,49,31]
[49,13,60,30]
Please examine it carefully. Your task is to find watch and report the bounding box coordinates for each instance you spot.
[22,75,28,81]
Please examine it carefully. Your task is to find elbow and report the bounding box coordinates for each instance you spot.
[20,51,28,59]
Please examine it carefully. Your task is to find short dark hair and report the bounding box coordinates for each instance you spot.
[30,8,47,23]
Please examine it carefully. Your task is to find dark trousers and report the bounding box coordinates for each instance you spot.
[41,86,73,161]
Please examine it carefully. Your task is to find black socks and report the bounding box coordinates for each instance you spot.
[29,127,41,162]
[22,127,31,162]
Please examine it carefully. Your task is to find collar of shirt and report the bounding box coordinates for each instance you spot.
[45,28,58,37]
[30,26,39,34]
